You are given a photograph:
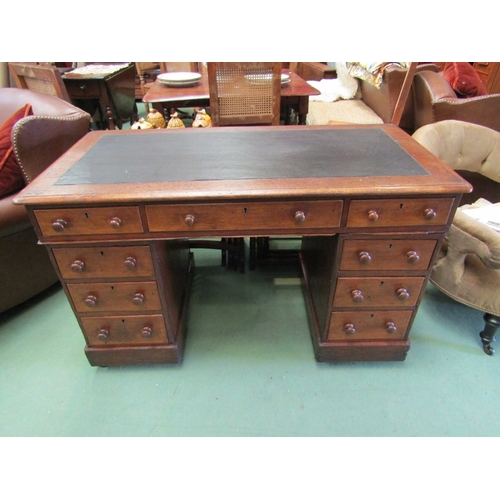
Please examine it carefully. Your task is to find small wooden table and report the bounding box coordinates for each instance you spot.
[143,70,320,124]
[62,63,136,130]
[15,125,471,367]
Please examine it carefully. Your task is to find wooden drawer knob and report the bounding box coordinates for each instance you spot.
[358,251,372,264]
[141,326,152,338]
[351,290,364,303]
[97,329,109,340]
[124,257,137,270]
[294,211,306,223]
[70,259,85,272]
[406,251,420,265]
[51,219,67,232]
[109,217,122,229]
[84,294,98,307]
[386,322,397,334]
[184,214,195,226]
[344,323,356,336]
[423,208,436,220]
[367,210,379,222]
[132,293,145,305]
[396,288,410,301]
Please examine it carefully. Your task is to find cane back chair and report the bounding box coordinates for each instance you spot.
[207,62,281,126]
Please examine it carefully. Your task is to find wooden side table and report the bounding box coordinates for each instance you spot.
[62,63,137,130]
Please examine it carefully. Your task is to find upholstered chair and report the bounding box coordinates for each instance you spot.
[413,70,500,133]
[0,87,90,313]
[412,120,500,354]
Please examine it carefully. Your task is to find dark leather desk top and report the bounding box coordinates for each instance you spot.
[57,127,426,185]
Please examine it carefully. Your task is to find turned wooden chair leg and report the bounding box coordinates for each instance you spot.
[479,313,500,355]
[249,237,257,270]
[227,238,245,273]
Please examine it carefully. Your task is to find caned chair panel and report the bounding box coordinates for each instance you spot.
[207,62,281,126]
[8,63,71,102]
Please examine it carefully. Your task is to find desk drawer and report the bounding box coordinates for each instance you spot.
[67,281,161,313]
[52,246,155,279]
[82,314,168,347]
[333,277,425,308]
[328,311,412,341]
[346,198,454,227]
[339,238,437,272]
[35,206,143,237]
[146,200,343,233]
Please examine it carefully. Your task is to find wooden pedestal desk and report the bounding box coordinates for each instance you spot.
[14,125,471,366]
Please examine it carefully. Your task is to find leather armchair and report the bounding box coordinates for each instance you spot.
[413,70,500,133]
[0,88,90,314]
[412,120,500,354]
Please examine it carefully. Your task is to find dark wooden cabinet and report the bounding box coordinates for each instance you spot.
[473,62,500,94]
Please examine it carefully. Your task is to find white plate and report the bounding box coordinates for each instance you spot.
[245,74,272,84]
[245,73,291,85]
[159,80,201,87]
[157,72,202,84]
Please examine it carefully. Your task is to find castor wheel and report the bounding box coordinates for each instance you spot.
[479,313,499,355]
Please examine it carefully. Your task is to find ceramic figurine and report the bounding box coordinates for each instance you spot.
[192,109,212,128]
[166,112,186,128]
[146,108,166,129]
[131,118,153,130]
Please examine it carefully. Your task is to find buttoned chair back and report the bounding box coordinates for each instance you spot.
[413,120,500,355]
[207,62,281,126]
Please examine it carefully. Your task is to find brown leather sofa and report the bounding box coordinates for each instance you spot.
[360,63,438,133]
[413,70,500,133]
[305,63,438,134]
[0,88,90,314]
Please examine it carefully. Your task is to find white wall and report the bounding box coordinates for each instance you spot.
[0,62,10,87]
